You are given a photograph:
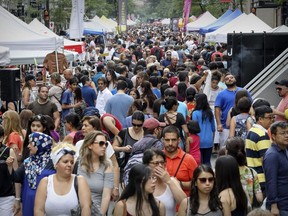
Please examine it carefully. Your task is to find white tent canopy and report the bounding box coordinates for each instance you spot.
[0,6,63,51]
[186,11,217,31]
[0,46,10,66]
[266,25,288,33]
[205,13,271,43]
[161,18,171,25]
[29,19,85,54]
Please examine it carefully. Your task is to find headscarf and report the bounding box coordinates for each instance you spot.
[23,132,52,189]
[50,143,77,166]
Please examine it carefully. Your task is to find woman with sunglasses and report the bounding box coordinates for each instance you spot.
[143,148,186,216]
[178,165,223,216]
[34,143,91,216]
[113,111,145,182]
[76,131,114,215]
[215,155,248,216]
[113,163,165,216]
[7,132,55,216]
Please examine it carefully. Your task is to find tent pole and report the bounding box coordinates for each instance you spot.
[55,50,59,73]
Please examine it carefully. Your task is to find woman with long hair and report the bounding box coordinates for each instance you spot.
[34,143,91,215]
[113,111,145,182]
[225,137,263,209]
[113,164,165,216]
[77,131,114,215]
[74,86,87,119]
[21,74,37,109]
[74,116,120,204]
[0,125,20,216]
[143,149,186,216]
[215,155,248,216]
[192,93,215,166]
[19,109,33,138]
[140,81,157,115]
[127,88,140,100]
[178,165,222,216]
[106,69,118,91]
[177,82,188,102]
[2,111,25,162]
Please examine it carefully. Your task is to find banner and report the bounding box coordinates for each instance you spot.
[69,0,84,39]
[118,0,127,32]
[183,0,192,32]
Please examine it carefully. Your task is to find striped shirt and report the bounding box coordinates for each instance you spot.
[245,124,272,188]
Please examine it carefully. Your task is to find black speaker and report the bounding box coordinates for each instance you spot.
[0,68,20,101]
[227,33,288,87]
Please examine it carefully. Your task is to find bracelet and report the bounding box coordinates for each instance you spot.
[15,198,21,201]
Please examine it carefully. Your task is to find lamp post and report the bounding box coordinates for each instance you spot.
[44,0,50,28]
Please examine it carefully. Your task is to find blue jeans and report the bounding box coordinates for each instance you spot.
[200,147,212,167]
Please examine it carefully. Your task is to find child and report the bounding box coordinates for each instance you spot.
[186,120,201,165]
[229,97,252,139]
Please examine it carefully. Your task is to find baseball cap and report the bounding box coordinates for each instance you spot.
[143,118,166,129]
[275,79,288,87]
[25,74,36,82]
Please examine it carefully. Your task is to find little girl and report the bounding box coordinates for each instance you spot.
[186,120,201,165]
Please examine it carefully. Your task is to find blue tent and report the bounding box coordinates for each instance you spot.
[83,21,105,35]
[207,9,242,33]
[199,9,242,34]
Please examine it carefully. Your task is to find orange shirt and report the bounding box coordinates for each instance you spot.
[165,147,197,196]
[7,132,23,153]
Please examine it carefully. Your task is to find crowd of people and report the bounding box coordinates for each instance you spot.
[0,26,288,216]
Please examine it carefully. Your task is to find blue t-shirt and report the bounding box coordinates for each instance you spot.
[152,88,161,99]
[192,110,215,148]
[81,86,97,107]
[104,94,133,128]
[214,87,243,129]
[61,89,74,120]
[92,72,104,88]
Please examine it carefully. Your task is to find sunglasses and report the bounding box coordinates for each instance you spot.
[132,123,143,127]
[198,177,214,184]
[276,88,283,91]
[57,148,76,156]
[94,141,108,147]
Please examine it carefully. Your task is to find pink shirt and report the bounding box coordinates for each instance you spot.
[275,94,288,122]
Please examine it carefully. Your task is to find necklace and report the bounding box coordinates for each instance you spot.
[37,99,48,105]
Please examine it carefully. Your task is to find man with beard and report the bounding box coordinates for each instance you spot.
[163,125,197,196]
[274,79,288,122]
[214,73,250,148]
[27,85,60,129]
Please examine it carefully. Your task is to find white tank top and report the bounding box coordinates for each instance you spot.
[155,185,176,216]
[45,174,78,216]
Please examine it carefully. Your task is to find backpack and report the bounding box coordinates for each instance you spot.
[235,114,249,140]
[122,138,159,185]
[154,48,161,62]
[51,85,65,105]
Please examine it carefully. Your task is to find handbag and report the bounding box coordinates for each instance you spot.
[71,175,102,216]
[249,168,261,208]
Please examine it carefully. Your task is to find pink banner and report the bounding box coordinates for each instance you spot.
[183,0,192,32]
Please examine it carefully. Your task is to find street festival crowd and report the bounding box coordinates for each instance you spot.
[0,25,288,216]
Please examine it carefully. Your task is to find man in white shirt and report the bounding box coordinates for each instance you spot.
[96,77,112,116]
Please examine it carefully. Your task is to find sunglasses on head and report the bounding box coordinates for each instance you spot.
[57,148,76,156]
[94,141,108,147]
[132,122,143,127]
[198,177,214,184]
[276,87,283,91]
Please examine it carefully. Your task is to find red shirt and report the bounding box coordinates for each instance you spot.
[165,147,197,196]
